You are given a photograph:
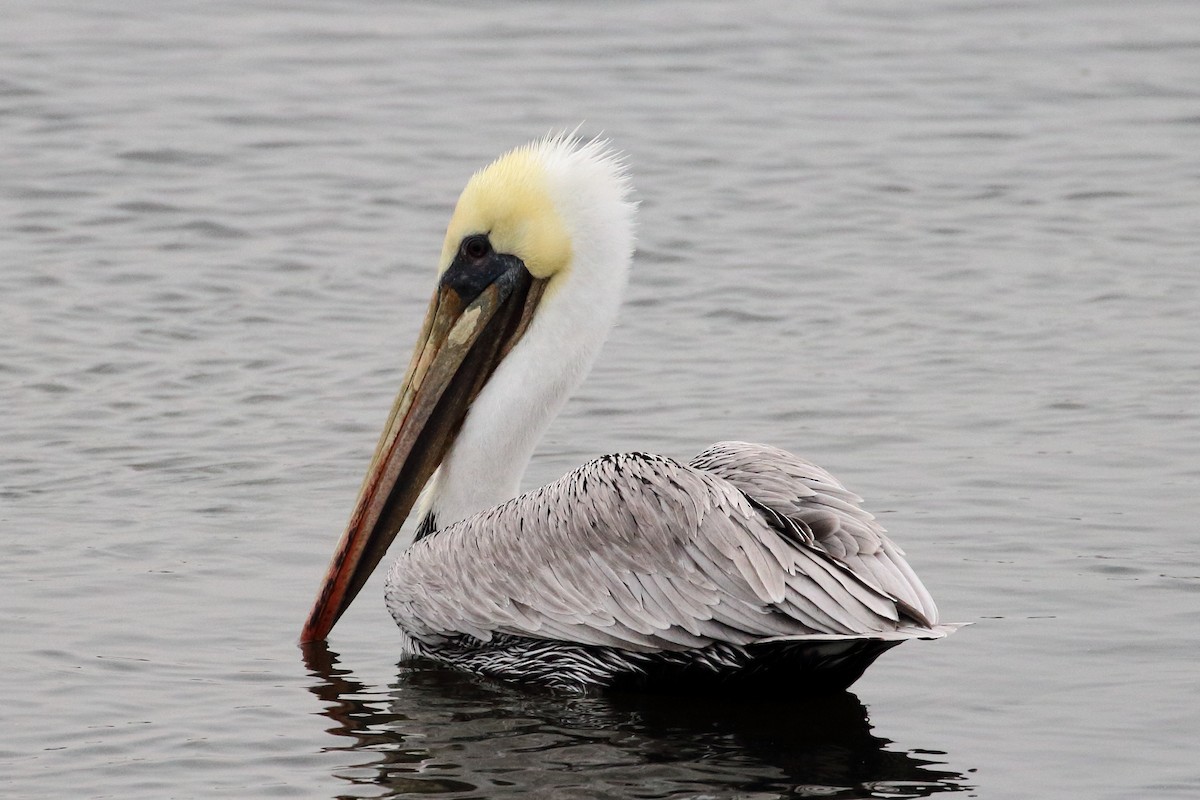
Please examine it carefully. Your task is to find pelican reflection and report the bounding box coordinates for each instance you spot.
[302,642,971,798]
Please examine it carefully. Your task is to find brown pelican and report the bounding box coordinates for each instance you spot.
[302,135,959,692]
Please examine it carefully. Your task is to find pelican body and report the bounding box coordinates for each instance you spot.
[302,136,958,692]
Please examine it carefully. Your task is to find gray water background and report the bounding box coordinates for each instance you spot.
[3,1,1199,797]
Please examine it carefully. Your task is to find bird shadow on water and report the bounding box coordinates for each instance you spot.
[302,642,972,799]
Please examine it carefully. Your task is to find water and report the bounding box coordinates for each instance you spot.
[3,1,1198,797]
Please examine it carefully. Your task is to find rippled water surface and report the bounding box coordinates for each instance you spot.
[4,1,1199,797]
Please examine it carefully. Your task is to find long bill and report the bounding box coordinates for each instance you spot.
[301,265,546,642]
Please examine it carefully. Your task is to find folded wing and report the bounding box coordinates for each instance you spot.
[690,440,941,626]
[386,447,948,654]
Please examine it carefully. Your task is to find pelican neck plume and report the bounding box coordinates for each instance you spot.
[302,135,960,694]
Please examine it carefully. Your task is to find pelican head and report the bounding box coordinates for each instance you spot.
[303,135,636,641]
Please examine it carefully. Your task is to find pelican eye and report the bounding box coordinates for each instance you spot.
[461,234,492,261]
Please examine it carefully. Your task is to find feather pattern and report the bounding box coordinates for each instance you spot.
[690,441,941,625]
[385,445,956,690]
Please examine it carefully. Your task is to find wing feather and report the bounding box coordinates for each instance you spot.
[385,449,943,655]
[691,441,941,626]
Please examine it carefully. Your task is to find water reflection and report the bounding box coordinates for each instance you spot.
[303,643,970,798]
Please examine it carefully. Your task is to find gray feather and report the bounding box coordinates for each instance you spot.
[384,446,954,687]
[690,441,941,626]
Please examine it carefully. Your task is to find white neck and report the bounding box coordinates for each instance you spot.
[419,140,636,528]
[418,276,614,527]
